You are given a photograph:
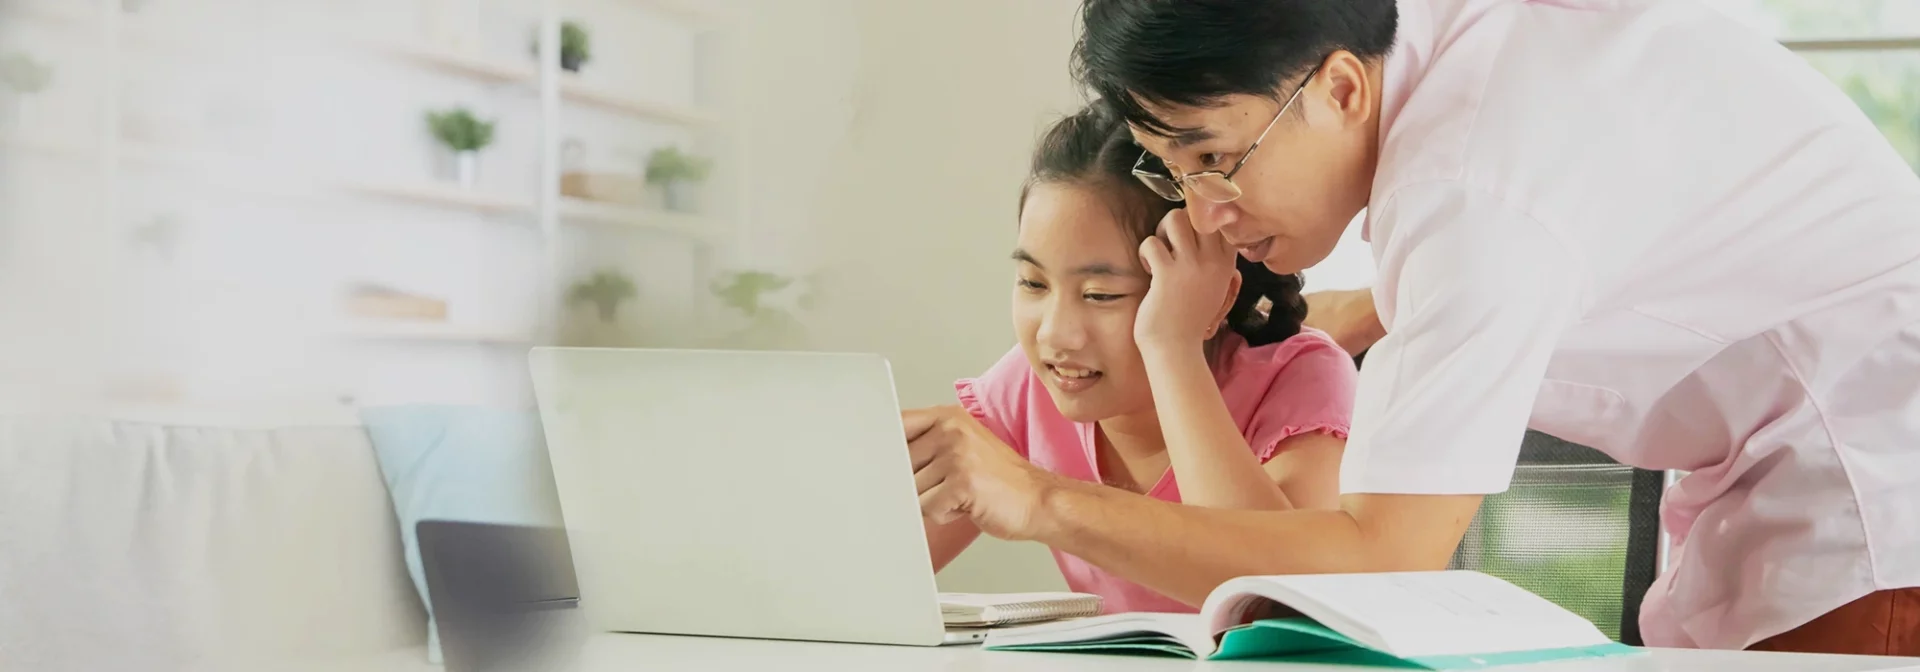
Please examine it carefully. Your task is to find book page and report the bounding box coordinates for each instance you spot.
[1218,571,1610,658]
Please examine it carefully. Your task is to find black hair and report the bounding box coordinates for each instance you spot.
[1072,0,1398,137]
[1019,105,1307,348]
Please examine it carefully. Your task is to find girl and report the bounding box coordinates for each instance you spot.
[921,105,1358,614]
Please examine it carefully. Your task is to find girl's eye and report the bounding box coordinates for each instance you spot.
[1198,153,1226,168]
[1017,278,1047,291]
[1084,293,1126,303]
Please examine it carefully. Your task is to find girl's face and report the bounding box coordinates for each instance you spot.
[1012,182,1157,423]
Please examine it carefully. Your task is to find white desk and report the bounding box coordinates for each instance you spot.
[567,633,1920,672]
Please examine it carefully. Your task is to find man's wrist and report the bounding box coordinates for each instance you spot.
[1025,472,1097,544]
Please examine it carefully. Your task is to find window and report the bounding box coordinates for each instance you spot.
[1706,0,1920,171]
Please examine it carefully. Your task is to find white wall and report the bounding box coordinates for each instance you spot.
[724,0,1088,593]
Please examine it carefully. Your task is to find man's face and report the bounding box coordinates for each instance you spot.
[1128,58,1380,275]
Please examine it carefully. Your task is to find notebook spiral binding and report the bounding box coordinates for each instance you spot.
[975,597,1102,626]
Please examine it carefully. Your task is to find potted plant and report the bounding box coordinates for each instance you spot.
[425,107,495,188]
[568,269,638,323]
[0,52,54,129]
[645,145,712,213]
[710,270,819,350]
[560,21,591,73]
[529,21,592,73]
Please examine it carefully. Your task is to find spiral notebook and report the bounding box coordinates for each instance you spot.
[939,592,1103,628]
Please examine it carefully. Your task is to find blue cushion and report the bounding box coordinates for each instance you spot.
[362,405,563,663]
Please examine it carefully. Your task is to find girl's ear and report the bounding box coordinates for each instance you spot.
[1208,270,1244,338]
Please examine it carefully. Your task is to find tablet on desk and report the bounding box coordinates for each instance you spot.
[418,520,585,672]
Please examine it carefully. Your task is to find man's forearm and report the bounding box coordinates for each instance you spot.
[1304,288,1387,357]
[1026,480,1477,606]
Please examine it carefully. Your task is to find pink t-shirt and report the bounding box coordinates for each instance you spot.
[954,329,1358,614]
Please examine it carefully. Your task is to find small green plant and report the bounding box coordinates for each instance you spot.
[425,108,495,152]
[569,269,638,322]
[645,145,713,185]
[710,270,821,349]
[561,21,591,72]
[712,271,791,317]
[0,52,53,94]
[530,21,592,72]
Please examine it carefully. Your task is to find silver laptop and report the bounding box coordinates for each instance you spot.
[528,347,985,646]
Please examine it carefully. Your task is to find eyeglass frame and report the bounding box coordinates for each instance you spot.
[1131,63,1325,204]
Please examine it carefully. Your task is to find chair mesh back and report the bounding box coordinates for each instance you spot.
[1448,432,1634,641]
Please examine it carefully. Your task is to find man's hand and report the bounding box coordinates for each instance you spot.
[904,405,1056,541]
[1136,209,1240,351]
[1303,288,1386,356]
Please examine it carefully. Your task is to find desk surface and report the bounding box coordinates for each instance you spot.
[566,633,1920,672]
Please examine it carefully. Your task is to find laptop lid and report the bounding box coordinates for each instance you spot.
[528,348,947,646]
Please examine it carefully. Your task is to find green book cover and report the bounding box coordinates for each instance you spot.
[992,618,1645,669]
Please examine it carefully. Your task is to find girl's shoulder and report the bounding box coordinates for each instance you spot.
[1215,329,1360,459]
[1216,328,1355,385]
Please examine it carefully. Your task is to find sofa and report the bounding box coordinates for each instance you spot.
[0,406,442,671]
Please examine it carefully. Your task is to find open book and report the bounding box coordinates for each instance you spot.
[939,592,1102,628]
[984,571,1642,670]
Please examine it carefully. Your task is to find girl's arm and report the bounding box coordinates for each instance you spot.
[1140,345,1296,510]
[1261,431,1345,510]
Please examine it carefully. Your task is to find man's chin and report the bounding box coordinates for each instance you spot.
[1262,246,1334,277]
[1262,257,1308,276]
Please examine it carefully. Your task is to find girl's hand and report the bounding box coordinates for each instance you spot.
[1135,209,1240,353]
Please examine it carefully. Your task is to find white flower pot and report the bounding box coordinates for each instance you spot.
[663,181,700,213]
[0,93,32,131]
[438,150,480,188]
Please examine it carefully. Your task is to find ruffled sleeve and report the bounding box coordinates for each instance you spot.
[1230,330,1359,463]
[953,347,1033,458]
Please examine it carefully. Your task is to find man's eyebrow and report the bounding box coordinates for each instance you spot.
[1167,127,1217,150]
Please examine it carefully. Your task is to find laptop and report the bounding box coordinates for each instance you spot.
[528,347,986,646]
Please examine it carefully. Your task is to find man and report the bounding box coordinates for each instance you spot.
[907,0,1920,655]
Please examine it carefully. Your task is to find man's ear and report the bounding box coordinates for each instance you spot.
[1309,49,1376,131]
[1209,270,1244,338]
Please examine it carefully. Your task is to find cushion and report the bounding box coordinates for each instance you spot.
[0,414,426,671]
[361,405,564,663]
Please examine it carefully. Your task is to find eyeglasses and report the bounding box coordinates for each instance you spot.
[1131,64,1323,204]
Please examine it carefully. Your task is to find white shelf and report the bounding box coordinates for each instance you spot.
[6,0,97,26]
[562,79,710,127]
[334,322,535,345]
[559,197,713,240]
[350,38,709,127]
[633,0,743,28]
[337,180,538,216]
[0,133,97,161]
[359,37,539,85]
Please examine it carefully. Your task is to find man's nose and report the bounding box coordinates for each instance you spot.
[1184,198,1241,235]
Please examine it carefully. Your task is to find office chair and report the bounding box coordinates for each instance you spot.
[1446,431,1665,645]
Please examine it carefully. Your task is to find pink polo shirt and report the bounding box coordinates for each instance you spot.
[956,330,1357,614]
[1352,0,1920,649]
